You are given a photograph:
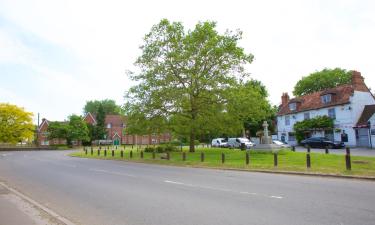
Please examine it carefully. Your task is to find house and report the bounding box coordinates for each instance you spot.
[277,71,375,147]
[84,112,171,145]
[37,118,67,146]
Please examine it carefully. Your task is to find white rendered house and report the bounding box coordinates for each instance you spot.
[277,71,375,147]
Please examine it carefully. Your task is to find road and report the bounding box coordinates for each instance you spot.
[0,150,375,225]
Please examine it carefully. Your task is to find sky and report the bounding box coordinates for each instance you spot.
[1,0,375,123]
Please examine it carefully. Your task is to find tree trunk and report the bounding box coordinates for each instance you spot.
[189,129,195,152]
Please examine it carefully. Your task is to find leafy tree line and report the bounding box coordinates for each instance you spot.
[124,19,274,152]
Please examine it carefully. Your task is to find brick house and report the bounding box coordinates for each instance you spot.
[84,112,171,145]
[277,71,375,147]
[37,118,67,146]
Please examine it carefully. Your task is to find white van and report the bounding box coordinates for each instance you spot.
[227,138,255,149]
[211,138,228,148]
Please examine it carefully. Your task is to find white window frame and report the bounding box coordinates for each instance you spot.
[328,108,336,119]
[321,94,332,104]
[289,103,297,111]
[285,115,290,126]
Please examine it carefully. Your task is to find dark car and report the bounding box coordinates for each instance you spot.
[300,137,345,149]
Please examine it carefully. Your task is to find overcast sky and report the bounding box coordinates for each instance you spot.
[1,0,374,123]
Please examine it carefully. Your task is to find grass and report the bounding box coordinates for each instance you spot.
[70,146,375,177]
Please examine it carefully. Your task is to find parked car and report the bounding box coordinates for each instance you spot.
[227,138,255,149]
[211,138,228,148]
[300,137,345,149]
[272,140,290,148]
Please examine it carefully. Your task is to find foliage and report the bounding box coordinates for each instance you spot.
[47,115,89,145]
[93,104,107,140]
[293,68,352,96]
[83,99,123,115]
[0,103,34,144]
[125,19,254,152]
[293,116,334,142]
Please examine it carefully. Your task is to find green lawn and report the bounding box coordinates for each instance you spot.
[70,146,375,177]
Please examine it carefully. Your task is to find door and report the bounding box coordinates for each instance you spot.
[356,129,369,147]
[114,139,120,146]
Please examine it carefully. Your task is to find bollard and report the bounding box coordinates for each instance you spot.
[221,153,225,164]
[121,150,124,158]
[182,152,186,161]
[292,146,295,152]
[132,145,134,149]
[85,148,87,155]
[104,149,107,157]
[152,151,156,159]
[141,151,144,159]
[274,153,278,167]
[246,152,250,165]
[325,147,329,154]
[166,152,170,160]
[97,149,100,156]
[130,150,133,158]
[124,145,126,150]
[91,147,93,155]
[307,146,311,153]
[307,153,311,168]
[201,152,205,162]
[112,150,114,157]
[346,147,351,170]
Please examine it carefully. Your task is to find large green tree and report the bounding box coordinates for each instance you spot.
[0,103,34,144]
[293,68,352,96]
[83,99,122,115]
[125,19,254,152]
[47,115,89,145]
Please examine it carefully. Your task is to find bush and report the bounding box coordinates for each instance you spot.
[169,140,182,146]
[156,146,164,153]
[144,147,155,152]
[165,145,178,152]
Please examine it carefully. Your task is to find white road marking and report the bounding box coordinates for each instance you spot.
[89,168,136,177]
[164,180,284,199]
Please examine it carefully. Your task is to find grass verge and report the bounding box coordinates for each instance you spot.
[70,147,375,177]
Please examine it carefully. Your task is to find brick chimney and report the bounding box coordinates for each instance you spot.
[351,70,368,92]
[281,92,290,106]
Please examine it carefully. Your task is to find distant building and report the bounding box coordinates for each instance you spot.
[37,119,68,146]
[84,113,171,145]
[277,71,375,147]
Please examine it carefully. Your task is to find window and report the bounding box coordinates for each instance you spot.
[289,103,296,111]
[321,94,332,104]
[328,108,336,119]
[285,116,290,126]
[371,129,375,135]
[288,132,296,141]
[304,112,310,120]
[107,123,112,128]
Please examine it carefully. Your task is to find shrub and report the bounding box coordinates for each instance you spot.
[165,145,178,152]
[169,140,182,146]
[156,146,164,153]
[144,147,155,152]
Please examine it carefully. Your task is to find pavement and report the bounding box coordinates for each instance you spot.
[1,150,375,225]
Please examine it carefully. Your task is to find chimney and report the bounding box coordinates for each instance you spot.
[351,70,368,92]
[281,92,290,106]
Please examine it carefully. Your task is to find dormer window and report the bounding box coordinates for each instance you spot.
[107,123,112,128]
[289,103,297,111]
[321,94,332,104]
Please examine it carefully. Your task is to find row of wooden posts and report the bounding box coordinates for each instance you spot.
[83,146,353,171]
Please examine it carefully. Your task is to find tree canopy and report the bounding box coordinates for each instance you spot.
[83,99,122,115]
[125,19,271,152]
[293,116,334,142]
[47,114,89,145]
[0,103,34,144]
[293,68,352,96]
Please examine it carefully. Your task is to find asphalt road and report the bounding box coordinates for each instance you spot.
[0,150,375,225]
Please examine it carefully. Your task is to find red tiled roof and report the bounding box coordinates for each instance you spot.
[278,84,354,116]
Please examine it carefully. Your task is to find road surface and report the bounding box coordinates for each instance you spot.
[0,150,374,225]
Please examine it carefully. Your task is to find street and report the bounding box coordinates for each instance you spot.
[1,150,375,225]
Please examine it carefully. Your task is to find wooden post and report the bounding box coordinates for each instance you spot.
[246,152,250,165]
[292,146,295,152]
[307,146,311,153]
[221,153,225,164]
[97,149,100,156]
[325,146,329,154]
[120,150,123,158]
[306,153,311,168]
[140,151,144,159]
[274,153,278,167]
[104,149,107,157]
[182,152,186,161]
[166,152,170,160]
[152,151,156,159]
[201,152,205,162]
[130,150,133,158]
[112,150,114,157]
[346,147,351,170]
